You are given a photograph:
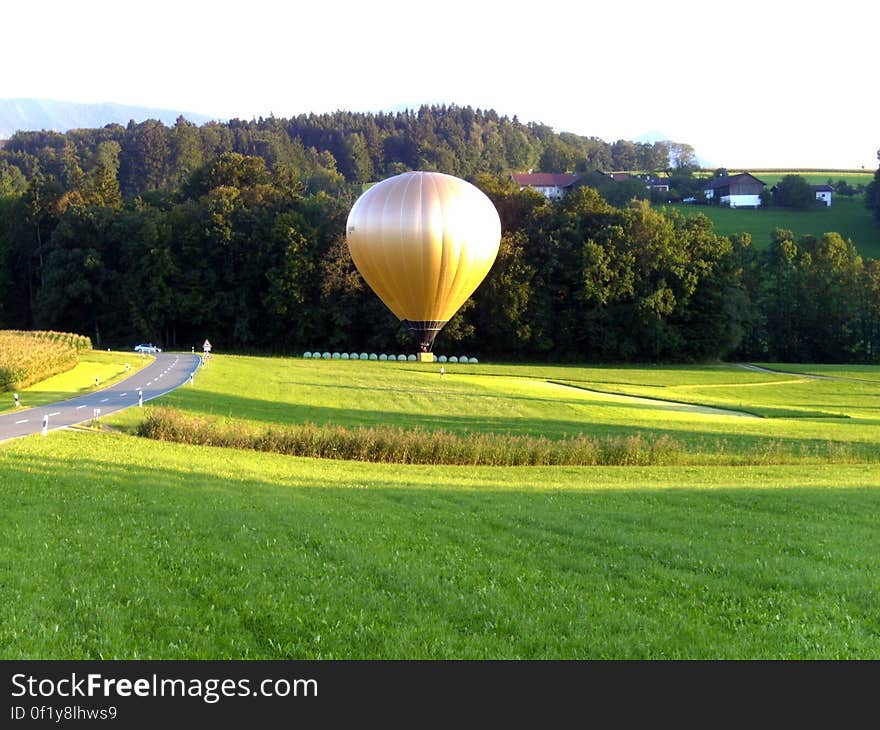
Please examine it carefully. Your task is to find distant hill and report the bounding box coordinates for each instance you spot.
[0,98,216,138]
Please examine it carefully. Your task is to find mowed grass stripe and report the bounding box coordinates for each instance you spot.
[1,430,878,659]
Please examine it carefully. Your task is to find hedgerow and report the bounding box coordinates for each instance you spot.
[137,407,878,467]
[137,408,690,467]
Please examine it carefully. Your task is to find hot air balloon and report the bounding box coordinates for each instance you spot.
[345,171,501,355]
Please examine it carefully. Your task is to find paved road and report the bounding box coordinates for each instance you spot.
[0,352,202,442]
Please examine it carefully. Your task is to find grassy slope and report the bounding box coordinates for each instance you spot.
[2,430,878,660]
[112,356,880,457]
[733,172,874,188]
[3,356,879,659]
[755,363,880,382]
[664,197,880,259]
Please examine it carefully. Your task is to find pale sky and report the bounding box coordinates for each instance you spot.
[3,0,877,169]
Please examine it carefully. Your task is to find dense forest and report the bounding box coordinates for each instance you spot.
[1,105,878,362]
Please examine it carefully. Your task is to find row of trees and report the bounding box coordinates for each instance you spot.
[1,148,878,362]
[0,105,698,201]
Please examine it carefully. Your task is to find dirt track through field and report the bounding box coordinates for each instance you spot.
[546,380,760,418]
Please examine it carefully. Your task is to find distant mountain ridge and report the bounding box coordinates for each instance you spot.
[0,98,215,138]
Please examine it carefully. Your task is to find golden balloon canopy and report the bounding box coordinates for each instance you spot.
[345,171,502,351]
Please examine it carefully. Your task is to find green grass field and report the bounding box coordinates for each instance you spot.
[2,355,879,659]
[757,365,880,382]
[120,356,880,460]
[730,171,874,189]
[664,197,880,259]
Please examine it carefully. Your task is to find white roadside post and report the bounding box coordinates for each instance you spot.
[41,414,48,436]
[138,389,143,408]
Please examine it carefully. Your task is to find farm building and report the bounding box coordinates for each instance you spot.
[511,172,582,200]
[812,184,833,206]
[702,173,766,207]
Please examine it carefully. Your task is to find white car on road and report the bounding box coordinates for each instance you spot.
[134,343,162,353]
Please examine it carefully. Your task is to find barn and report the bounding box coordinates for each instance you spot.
[702,173,766,208]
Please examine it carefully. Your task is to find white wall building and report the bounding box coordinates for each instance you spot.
[511,172,581,200]
[812,184,833,206]
[702,172,766,208]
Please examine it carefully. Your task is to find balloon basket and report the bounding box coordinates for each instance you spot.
[418,352,435,363]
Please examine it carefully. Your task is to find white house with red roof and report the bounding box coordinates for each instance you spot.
[511,172,581,200]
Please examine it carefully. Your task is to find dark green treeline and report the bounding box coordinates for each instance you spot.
[0,107,878,362]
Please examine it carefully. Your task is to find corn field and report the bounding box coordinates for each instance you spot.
[0,330,92,391]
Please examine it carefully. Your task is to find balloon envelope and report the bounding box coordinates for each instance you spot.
[346,171,501,350]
